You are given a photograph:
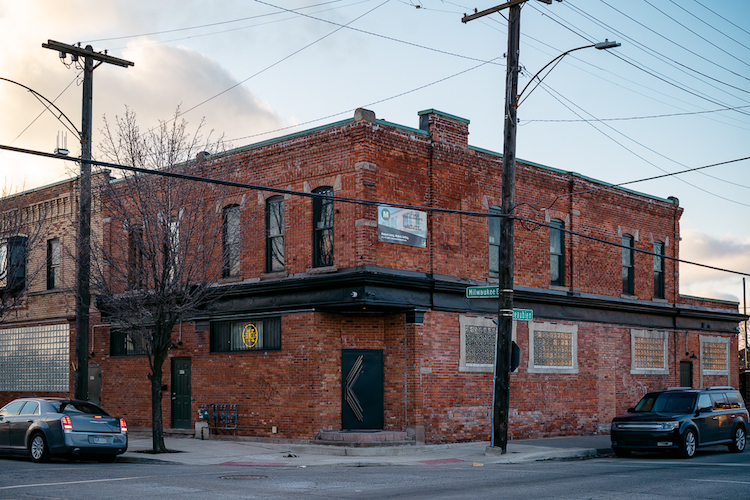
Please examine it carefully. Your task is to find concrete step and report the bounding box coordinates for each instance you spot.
[315,429,413,446]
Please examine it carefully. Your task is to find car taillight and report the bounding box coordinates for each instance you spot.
[61,415,73,430]
[120,418,128,433]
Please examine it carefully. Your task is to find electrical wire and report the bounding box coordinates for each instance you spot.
[2,141,747,277]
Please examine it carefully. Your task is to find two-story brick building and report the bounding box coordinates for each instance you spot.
[1,108,744,443]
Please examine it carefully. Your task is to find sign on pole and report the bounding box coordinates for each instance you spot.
[465,287,533,321]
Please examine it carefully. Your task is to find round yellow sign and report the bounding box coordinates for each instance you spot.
[242,323,258,348]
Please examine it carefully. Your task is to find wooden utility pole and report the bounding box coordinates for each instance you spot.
[42,40,133,401]
[463,0,557,453]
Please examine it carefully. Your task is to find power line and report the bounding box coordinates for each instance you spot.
[523,104,750,123]
[2,141,748,278]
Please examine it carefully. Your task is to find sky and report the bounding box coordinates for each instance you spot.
[0,0,748,311]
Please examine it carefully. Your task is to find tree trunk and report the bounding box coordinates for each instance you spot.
[150,366,166,452]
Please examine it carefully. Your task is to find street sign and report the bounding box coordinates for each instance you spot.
[465,286,499,298]
[465,287,533,320]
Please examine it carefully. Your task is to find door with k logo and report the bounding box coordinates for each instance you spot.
[341,349,383,430]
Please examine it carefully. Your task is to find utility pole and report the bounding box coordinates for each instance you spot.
[463,0,557,453]
[42,40,133,401]
[744,278,748,370]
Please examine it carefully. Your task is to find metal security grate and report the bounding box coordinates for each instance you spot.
[634,336,665,369]
[702,342,727,371]
[0,323,69,391]
[534,330,572,367]
[466,325,495,365]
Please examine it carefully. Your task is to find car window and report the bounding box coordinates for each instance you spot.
[709,393,728,410]
[58,402,108,415]
[19,401,40,415]
[654,393,696,413]
[726,392,745,409]
[697,394,712,410]
[0,400,26,416]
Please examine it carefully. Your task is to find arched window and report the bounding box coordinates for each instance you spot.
[550,219,565,286]
[488,207,501,279]
[222,205,240,278]
[312,187,333,268]
[266,196,285,273]
[622,235,635,295]
[653,240,665,299]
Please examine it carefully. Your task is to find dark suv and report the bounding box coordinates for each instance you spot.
[610,386,748,458]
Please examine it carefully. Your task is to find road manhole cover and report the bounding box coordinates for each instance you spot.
[220,475,267,480]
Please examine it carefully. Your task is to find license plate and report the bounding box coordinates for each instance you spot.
[93,436,107,444]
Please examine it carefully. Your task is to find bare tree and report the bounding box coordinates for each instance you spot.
[93,108,238,452]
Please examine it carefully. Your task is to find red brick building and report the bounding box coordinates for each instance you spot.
[1,108,744,443]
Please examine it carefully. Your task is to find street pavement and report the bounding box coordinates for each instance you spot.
[119,433,614,467]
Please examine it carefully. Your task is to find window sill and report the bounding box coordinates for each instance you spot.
[218,276,243,284]
[260,271,288,280]
[306,265,338,275]
[652,298,668,303]
[620,293,638,300]
[28,287,74,296]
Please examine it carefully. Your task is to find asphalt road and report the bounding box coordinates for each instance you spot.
[1,448,749,499]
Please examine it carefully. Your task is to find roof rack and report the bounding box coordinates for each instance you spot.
[706,386,735,391]
[665,387,694,391]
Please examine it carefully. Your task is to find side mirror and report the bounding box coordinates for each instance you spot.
[697,406,712,414]
[627,407,635,413]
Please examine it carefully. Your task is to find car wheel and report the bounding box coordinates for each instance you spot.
[729,425,746,453]
[678,428,697,459]
[29,433,51,463]
[613,447,631,458]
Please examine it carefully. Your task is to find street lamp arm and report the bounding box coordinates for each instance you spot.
[517,40,620,108]
[517,44,594,106]
[0,76,82,140]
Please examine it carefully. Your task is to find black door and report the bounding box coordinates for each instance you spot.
[680,361,693,388]
[171,358,192,429]
[341,349,383,430]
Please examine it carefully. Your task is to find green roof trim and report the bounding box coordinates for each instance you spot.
[679,294,740,306]
[375,119,427,136]
[417,109,470,125]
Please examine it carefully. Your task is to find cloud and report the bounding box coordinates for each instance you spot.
[679,229,750,307]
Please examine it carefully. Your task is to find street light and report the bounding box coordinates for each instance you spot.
[518,39,621,107]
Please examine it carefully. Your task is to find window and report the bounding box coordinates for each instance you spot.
[210,317,281,353]
[550,219,564,286]
[223,205,241,278]
[47,238,61,290]
[110,328,148,356]
[528,322,578,374]
[700,335,729,376]
[0,236,27,292]
[312,187,333,268]
[128,225,144,289]
[653,241,665,299]
[488,207,501,279]
[266,196,285,273]
[630,329,668,374]
[0,323,69,391]
[622,235,634,295]
[165,217,179,282]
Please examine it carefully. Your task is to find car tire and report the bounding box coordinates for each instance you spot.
[729,425,746,453]
[613,447,631,458]
[678,428,697,459]
[29,433,51,463]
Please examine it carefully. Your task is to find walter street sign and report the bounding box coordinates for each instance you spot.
[465,286,533,321]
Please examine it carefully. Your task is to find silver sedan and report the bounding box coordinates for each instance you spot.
[0,398,128,463]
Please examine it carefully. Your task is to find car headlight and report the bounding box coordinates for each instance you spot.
[660,422,680,430]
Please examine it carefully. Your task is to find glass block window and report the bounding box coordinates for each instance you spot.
[459,315,516,373]
[465,325,495,365]
[533,331,572,367]
[630,330,668,374]
[702,342,727,371]
[0,323,69,391]
[528,322,578,374]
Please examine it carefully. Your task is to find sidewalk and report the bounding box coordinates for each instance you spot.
[119,434,614,467]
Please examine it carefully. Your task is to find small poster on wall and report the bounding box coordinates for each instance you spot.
[377,205,427,248]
